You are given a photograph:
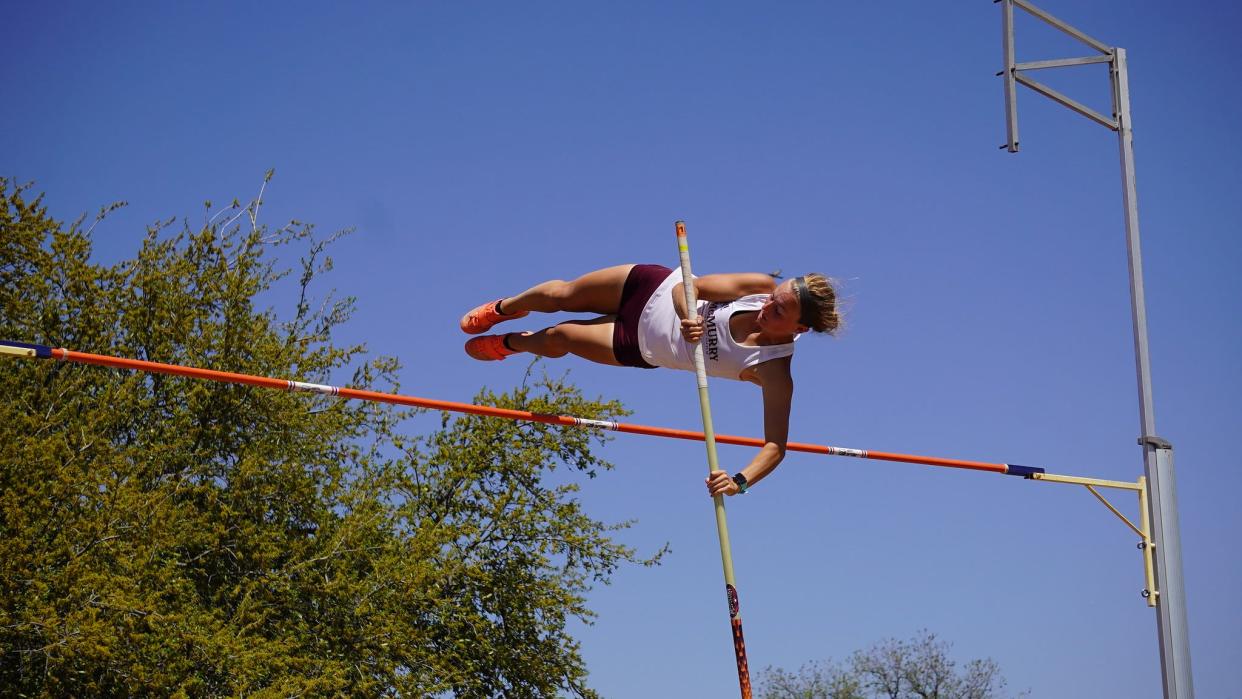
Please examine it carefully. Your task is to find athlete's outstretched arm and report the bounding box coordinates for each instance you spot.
[673,273,776,326]
[742,359,792,487]
[693,273,777,302]
[705,358,793,497]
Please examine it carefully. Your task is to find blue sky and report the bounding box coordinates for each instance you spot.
[4,2,1240,697]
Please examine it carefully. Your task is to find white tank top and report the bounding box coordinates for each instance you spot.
[637,267,798,380]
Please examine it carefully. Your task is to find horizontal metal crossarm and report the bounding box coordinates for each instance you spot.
[2,340,1048,479]
[1014,55,1113,71]
[1031,472,1142,491]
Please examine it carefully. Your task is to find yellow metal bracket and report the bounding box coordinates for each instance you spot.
[1032,472,1157,607]
[0,344,37,359]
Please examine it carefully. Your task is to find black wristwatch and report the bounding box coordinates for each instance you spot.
[732,472,749,494]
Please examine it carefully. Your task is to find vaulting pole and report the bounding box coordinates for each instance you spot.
[673,220,751,698]
[0,339,1045,479]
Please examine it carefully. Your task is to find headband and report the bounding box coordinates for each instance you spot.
[791,276,818,329]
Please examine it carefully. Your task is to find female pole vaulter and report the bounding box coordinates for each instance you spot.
[459,263,840,498]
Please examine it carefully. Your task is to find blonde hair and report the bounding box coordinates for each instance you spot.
[799,273,841,335]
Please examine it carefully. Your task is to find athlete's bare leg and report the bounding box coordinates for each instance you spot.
[498,264,636,316]
[505,316,622,367]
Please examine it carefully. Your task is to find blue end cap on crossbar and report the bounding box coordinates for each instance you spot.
[0,340,53,358]
[1005,463,1045,478]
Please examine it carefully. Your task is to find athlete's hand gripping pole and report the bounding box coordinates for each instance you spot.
[675,220,752,699]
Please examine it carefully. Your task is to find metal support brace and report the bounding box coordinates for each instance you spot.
[997,0,1115,151]
[1032,472,1156,607]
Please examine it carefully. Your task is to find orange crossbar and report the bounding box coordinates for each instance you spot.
[2,341,1043,478]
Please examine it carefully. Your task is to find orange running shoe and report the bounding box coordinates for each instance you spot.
[460,299,529,334]
[465,334,519,361]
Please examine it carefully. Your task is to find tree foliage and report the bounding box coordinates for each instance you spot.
[758,630,1026,699]
[0,177,663,697]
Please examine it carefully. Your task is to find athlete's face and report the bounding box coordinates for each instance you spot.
[756,280,807,335]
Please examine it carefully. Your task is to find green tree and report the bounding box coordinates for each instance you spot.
[0,176,663,697]
[758,630,1026,699]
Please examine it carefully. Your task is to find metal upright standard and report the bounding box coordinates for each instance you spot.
[997,2,1193,696]
[673,221,752,699]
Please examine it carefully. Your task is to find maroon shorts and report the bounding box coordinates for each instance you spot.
[612,264,671,368]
